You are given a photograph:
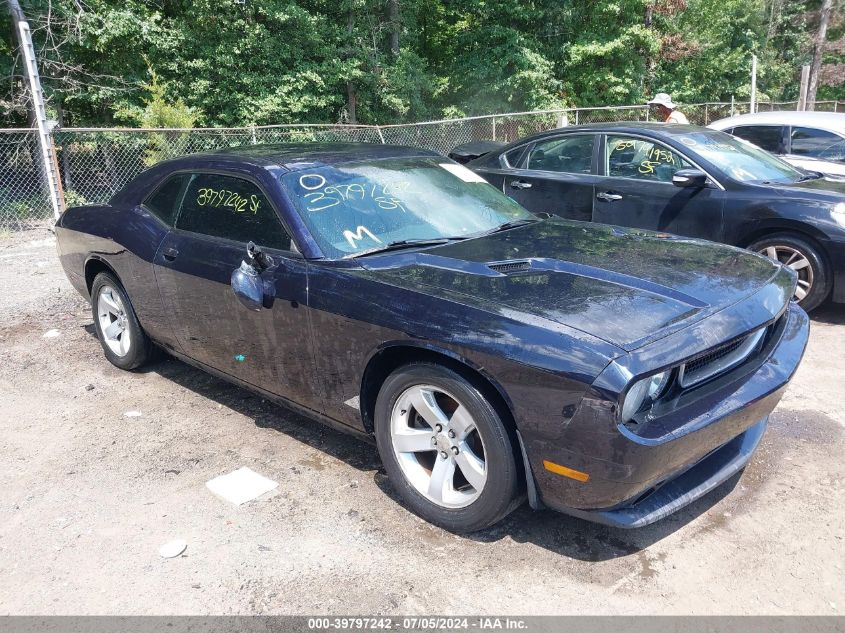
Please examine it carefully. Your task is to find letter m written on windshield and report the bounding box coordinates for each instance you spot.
[343,225,382,248]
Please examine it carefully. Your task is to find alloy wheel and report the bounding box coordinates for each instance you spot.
[389,384,487,509]
[758,244,814,302]
[97,285,131,357]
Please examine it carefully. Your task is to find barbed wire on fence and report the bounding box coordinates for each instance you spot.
[1,100,842,230]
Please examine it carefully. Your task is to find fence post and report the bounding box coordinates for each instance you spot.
[250,126,257,145]
[492,116,497,141]
[730,95,735,117]
[750,54,757,114]
[704,103,709,124]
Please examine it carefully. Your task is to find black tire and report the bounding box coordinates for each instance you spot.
[748,233,831,312]
[374,363,521,533]
[90,271,154,370]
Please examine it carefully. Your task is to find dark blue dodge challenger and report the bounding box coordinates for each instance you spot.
[56,143,809,532]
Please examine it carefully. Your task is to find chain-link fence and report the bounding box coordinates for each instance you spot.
[0,128,52,232]
[1,100,842,230]
[55,124,382,210]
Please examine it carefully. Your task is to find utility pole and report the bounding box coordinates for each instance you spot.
[750,54,758,114]
[807,0,833,110]
[6,0,65,219]
[799,64,811,111]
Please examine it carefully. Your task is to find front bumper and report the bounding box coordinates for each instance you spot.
[554,417,766,528]
[526,301,809,527]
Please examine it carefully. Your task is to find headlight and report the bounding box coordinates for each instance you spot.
[620,371,671,422]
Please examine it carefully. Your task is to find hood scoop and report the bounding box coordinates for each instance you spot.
[487,259,532,274]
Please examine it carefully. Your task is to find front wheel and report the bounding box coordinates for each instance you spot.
[749,234,831,311]
[374,363,521,533]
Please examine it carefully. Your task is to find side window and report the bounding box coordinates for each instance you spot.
[176,173,291,250]
[731,125,785,153]
[143,174,187,225]
[606,136,692,182]
[526,135,594,174]
[791,127,845,161]
[503,146,526,168]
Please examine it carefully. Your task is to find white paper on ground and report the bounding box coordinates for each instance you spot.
[159,539,187,558]
[206,466,279,506]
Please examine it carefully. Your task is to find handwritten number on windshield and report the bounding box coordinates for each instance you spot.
[298,173,411,213]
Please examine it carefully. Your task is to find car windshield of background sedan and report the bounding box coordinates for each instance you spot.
[677,130,805,184]
[281,157,534,258]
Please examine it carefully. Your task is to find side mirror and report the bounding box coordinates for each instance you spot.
[231,260,264,311]
[247,241,274,270]
[672,169,708,188]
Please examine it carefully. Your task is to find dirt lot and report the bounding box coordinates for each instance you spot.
[0,225,843,616]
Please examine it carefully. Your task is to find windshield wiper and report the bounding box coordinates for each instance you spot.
[349,237,465,258]
[796,172,823,182]
[475,217,540,237]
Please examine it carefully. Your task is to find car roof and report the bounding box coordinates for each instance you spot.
[159,142,442,172]
[534,121,700,134]
[490,121,714,149]
[708,110,845,132]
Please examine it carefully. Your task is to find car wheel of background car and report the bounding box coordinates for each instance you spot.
[748,234,830,311]
[374,363,521,533]
[90,271,154,370]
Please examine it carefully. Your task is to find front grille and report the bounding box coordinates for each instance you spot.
[678,326,767,388]
[685,338,746,376]
[487,260,531,274]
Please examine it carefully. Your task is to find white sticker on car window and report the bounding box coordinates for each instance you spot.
[438,163,488,183]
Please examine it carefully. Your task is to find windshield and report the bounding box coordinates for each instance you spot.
[675,131,804,183]
[281,157,534,258]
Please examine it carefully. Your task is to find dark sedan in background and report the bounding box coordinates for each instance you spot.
[56,143,808,532]
[460,123,845,311]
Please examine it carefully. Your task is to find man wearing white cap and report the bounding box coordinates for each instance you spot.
[647,93,689,124]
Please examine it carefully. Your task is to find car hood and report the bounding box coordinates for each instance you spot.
[355,219,789,351]
[783,156,845,179]
[770,175,845,197]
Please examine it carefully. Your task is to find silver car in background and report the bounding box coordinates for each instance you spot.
[709,111,845,178]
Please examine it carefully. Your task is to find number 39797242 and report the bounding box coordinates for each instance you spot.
[196,188,260,214]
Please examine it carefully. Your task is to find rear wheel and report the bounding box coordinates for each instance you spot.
[749,234,830,311]
[374,363,521,533]
[91,271,154,370]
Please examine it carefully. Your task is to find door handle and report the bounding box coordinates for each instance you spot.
[162,247,179,261]
[596,191,623,202]
[510,180,533,190]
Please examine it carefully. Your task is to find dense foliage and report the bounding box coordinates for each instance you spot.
[1,0,842,127]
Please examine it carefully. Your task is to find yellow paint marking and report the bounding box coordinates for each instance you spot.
[543,460,590,482]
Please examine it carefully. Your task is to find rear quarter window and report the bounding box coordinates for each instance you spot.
[143,174,188,225]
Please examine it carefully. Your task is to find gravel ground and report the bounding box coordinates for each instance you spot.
[0,225,843,615]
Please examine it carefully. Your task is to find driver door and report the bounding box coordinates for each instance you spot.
[153,171,320,408]
[592,134,726,242]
